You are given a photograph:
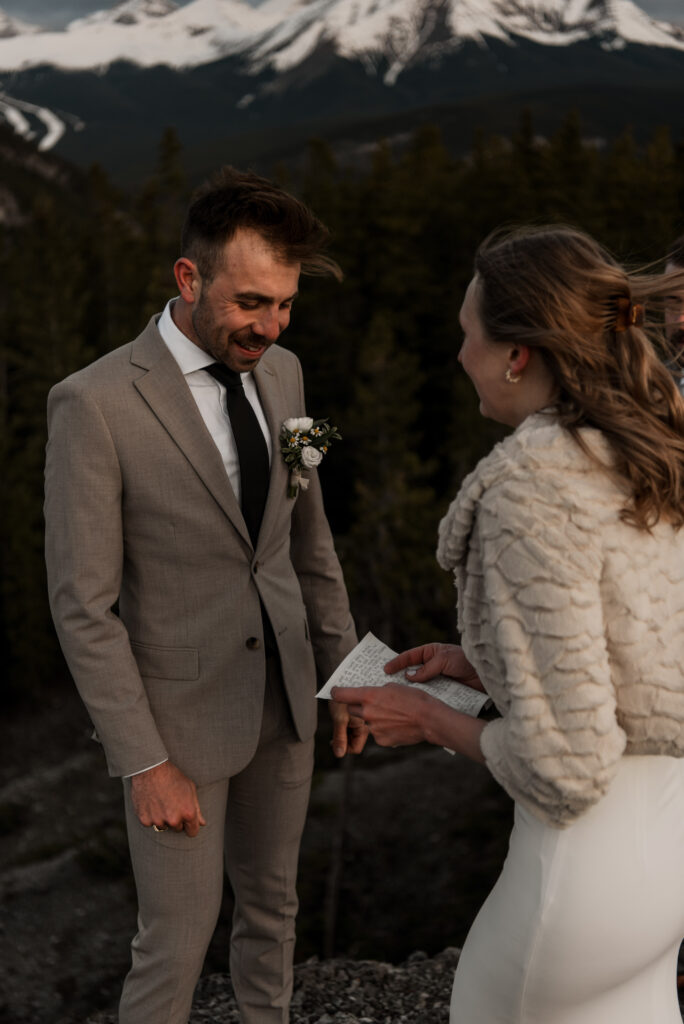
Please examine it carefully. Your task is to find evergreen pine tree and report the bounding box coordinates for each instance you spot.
[640,127,679,256]
[544,110,599,227]
[0,193,93,701]
[134,127,189,322]
[340,311,453,650]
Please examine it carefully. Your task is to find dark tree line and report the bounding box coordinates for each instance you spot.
[2,113,683,705]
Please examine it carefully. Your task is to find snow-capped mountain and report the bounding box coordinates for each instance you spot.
[0,0,682,75]
[0,0,682,176]
[68,0,181,29]
[0,0,271,71]
[248,0,684,80]
[0,9,41,39]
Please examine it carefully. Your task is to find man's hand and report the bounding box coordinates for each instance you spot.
[331,682,431,749]
[384,642,484,692]
[130,761,206,837]
[331,681,486,762]
[328,699,369,758]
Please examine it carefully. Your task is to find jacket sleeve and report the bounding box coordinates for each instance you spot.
[44,379,169,777]
[475,478,627,827]
[287,358,357,681]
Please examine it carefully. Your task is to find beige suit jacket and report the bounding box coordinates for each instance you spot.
[44,316,356,784]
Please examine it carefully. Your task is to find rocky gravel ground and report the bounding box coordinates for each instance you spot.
[85,945,684,1024]
[2,688,683,1024]
[87,950,461,1024]
[0,688,509,1024]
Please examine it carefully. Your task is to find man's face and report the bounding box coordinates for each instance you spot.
[189,228,300,373]
[664,259,684,354]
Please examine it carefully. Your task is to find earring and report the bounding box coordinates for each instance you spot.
[505,368,521,383]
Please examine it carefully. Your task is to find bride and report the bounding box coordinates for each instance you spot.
[332,225,684,1023]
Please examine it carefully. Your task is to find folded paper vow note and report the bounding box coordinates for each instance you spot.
[317,631,491,719]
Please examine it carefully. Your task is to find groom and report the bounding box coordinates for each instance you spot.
[44,167,367,1023]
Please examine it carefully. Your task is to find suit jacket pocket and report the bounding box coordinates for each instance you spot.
[130,640,200,681]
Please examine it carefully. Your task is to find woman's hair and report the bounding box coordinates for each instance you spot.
[473,225,684,530]
[667,233,684,268]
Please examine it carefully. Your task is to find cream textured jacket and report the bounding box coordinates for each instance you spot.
[437,413,684,827]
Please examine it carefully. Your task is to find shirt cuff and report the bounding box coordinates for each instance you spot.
[123,758,168,778]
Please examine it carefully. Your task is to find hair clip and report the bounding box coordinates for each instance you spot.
[614,297,645,332]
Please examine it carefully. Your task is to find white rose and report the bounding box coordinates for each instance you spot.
[283,416,313,432]
[300,445,323,468]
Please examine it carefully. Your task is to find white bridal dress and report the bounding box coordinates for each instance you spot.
[450,755,684,1024]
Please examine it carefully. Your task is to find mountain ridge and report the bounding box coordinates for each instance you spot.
[0,0,682,75]
[0,0,682,182]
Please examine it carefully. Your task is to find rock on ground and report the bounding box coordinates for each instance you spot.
[86,949,461,1024]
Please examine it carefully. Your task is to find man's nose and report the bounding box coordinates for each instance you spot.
[253,308,282,341]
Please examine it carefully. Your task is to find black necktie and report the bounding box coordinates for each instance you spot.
[206,363,269,546]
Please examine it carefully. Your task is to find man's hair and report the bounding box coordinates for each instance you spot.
[473,224,684,530]
[180,166,342,282]
[667,234,684,269]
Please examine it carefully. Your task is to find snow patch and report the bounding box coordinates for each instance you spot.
[0,91,68,150]
[0,9,42,38]
[0,0,681,75]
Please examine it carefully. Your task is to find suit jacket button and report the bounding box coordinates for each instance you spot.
[246,637,260,650]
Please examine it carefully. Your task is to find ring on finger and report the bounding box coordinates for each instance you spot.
[152,824,168,832]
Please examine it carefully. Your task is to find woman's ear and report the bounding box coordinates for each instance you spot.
[508,345,531,376]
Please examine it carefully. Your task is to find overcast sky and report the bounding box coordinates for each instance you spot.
[3,0,683,29]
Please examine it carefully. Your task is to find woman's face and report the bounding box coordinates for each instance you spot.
[458,276,516,426]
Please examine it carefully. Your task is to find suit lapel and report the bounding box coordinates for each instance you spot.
[254,357,292,552]
[130,319,252,547]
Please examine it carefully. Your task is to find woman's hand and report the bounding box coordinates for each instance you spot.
[385,642,485,692]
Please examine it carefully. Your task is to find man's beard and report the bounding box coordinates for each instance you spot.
[191,299,263,364]
[190,296,218,359]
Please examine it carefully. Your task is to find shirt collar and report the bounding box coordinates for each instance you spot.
[158,299,255,384]
[158,299,215,377]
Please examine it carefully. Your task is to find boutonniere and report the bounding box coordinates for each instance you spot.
[280,417,342,498]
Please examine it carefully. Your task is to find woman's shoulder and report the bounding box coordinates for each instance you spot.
[481,413,617,507]
[437,414,618,571]
[455,414,612,509]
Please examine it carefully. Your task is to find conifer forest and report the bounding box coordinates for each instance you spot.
[2,112,684,708]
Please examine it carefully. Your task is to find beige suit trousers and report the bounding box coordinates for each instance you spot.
[119,657,314,1024]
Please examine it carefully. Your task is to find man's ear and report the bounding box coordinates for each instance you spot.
[508,345,531,376]
[173,258,201,304]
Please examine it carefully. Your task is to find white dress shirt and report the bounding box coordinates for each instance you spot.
[125,299,273,777]
[158,299,272,504]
